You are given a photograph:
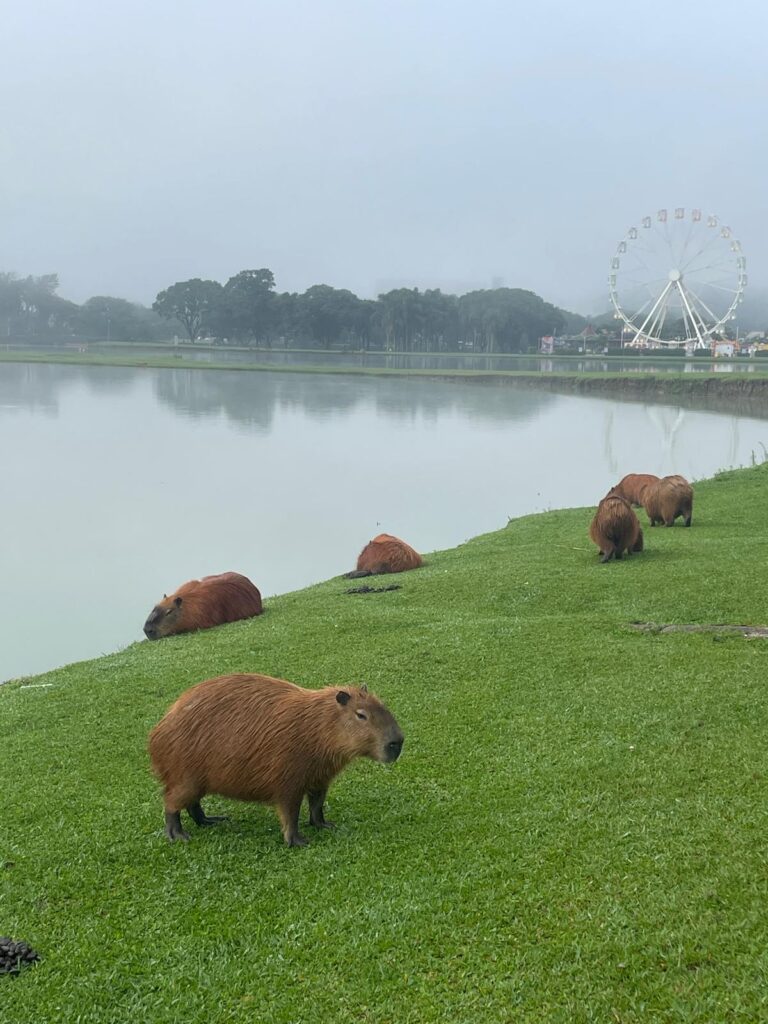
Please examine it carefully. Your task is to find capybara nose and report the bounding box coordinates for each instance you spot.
[387,738,403,760]
[144,625,157,639]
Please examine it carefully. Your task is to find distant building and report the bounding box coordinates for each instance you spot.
[712,340,739,358]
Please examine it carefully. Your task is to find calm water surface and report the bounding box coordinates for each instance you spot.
[3,363,768,681]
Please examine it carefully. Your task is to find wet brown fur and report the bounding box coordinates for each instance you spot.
[610,473,660,507]
[589,494,644,563]
[143,572,262,640]
[640,475,694,527]
[148,673,404,845]
[350,533,423,577]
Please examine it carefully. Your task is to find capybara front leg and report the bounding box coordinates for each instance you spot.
[187,802,228,828]
[684,513,692,527]
[346,569,372,579]
[277,798,308,847]
[600,547,614,563]
[164,811,190,842]
[308,788,335,829]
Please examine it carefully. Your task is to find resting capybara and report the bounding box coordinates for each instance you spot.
[640,475,694,527]
[589,494,644,563]
[610,473,660,507]
[148,673,404,846]
[347,533,423,579]
[143,572,262,640]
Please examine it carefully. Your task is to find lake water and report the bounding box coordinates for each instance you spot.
[3,362,768,682]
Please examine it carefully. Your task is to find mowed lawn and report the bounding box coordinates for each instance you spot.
[3,464,768,1023]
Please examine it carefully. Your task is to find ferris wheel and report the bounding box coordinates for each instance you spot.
[609,208,746,349]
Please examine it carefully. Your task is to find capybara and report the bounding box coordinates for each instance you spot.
[143,572,262,640]
[148,673,404,846]
[589,494,644,563]
[347,533,423,579]
[640,475,694,527]
[610,473,660,507]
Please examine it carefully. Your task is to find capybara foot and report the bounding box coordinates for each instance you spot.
[164,811,190,842]
[345,569,372,579]
[684,517,692,527]
[287,832,309,847]
[187,802,228,828]
[599,551,613,564]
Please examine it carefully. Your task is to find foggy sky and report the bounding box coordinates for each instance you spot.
[2,0,766,314]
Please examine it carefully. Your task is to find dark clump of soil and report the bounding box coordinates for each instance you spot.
[0,938,40,976]
[345,584,402,595]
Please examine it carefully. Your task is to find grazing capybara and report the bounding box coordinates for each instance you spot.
[589,494,644,563]
[610,473,660,507]
[347,533,423,579]
[143,572,262,640]
[640,475,694,527]
[148,674,404,846]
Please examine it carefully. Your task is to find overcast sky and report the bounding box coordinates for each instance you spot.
[1,0,765,314]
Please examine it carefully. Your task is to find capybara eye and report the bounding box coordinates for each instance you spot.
[355,710,368,721]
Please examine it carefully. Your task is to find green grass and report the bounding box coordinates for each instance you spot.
[3,465,768,1022]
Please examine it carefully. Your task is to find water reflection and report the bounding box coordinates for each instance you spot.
[78,345,767,376]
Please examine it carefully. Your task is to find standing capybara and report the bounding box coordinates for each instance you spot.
[347,533,423,579]
[589,494,644,563]
[148,674,404,846]
[610,473,661,507]
[143,572,262,640]
[640,475,694,527]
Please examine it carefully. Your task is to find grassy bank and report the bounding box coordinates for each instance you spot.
[3,464,768,1022]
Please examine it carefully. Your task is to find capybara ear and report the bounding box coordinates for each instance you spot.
[336,691,351,706]
[174,596,183,608]
[163,593,167,599]
[360,683,368,693]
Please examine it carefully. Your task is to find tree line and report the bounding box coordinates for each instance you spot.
[1,268,588,352]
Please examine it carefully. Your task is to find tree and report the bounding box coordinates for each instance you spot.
[152,279,224,342]
[222,269,276,343]
[297,285,371,348]
[75,296,165,342]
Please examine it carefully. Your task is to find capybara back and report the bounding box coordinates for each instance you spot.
[143,571,262,639]
[349,533,423,577]
[589,494,644,563]
[148,673,404,846]
[611,473,660,507]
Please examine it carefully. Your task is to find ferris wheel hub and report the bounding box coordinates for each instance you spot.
[668,269,683,282]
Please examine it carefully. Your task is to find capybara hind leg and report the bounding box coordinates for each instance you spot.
[187,801,228,828]
[164,811,190,842]
[600,547,614,563]
[277,798,308,847]
[308,788,334,830]
[684,512,692,527]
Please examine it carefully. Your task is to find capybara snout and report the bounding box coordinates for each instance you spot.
[143,597,182,639]
[335,686,404,763]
